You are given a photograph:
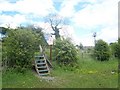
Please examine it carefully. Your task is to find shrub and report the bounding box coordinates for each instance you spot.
[110,38,120,59]
[110,42,118,57]
[114,38,120,59]
[53,38,78,66]
[94,39,110,61]
[2,29,41,71]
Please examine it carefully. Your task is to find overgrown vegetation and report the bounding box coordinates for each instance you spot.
[2,29,42,72]
[114,39,120,59]
[53,38,78,66]
[94,39,110,61]
[109,38,120,60]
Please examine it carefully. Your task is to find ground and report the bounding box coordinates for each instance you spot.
[2,53,118,88]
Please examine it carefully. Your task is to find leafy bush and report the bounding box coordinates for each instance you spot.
[2,29,41,72]
[94,39,110,61]
[110,42,118,57]
[114,39,120,59]
[53,38,78,66]
[110,38,120,59]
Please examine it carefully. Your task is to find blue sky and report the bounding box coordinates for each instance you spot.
[0,0,119,46]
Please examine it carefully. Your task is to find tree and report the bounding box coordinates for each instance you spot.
[0,27,10,42]
[45,14,66,39]
[27,25,47,46]
[114,39,120,59]
[79,43,83,50]
[78,43,84,58]
[94,39,110,61]
[2,29,41,72]
[53,38,78,66]
[110,38,120,59]
[110,42,118,57]
[0,27,8,35]
[18,25,47,49]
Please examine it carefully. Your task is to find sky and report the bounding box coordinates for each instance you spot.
[0,0,119,46]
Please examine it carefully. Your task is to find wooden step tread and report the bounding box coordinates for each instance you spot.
[39,73,49,76]
[35,56,44,59]
[37,63,46,65]
[35,60,45,63]
[39,69,48,72]
[37,66,47,68]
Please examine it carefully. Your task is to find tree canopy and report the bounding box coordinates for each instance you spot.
[94,39,110,61]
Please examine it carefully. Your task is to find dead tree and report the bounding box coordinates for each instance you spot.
[46,14,64,39]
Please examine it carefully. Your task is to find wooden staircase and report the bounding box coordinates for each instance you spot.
[35,55,50,76]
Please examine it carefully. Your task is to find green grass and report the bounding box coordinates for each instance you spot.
[2,53,118,88]
[51,57,118,88]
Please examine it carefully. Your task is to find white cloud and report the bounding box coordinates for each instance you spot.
[70,0,119,45]
[59,0,79,17]
[57,0,119,46]
[15,0,55,16]
[71,33,94,46]
[0,0,56,28]
[0,0,119,46]
[0,14,26,28]
[0,0,15,11]
[72,0,118,29]
[58,0,103,18]
[97,27,118,43]
[0,0,55,16]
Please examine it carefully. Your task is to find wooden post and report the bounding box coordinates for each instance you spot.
[48,34,53,63]
[50,45,52,63]
[82,50,84,58]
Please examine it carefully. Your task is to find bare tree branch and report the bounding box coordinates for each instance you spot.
[45,13,69,39]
